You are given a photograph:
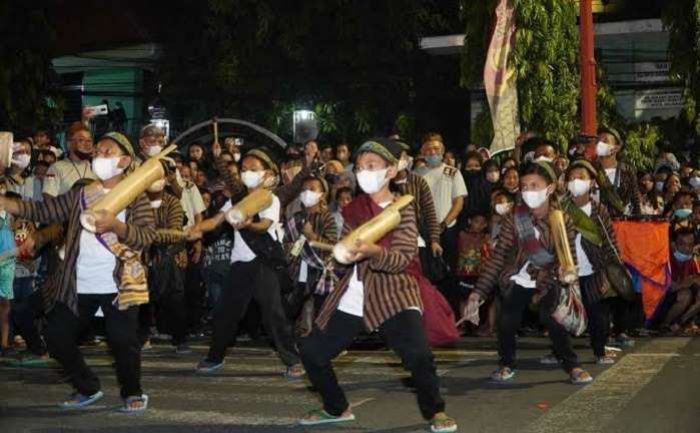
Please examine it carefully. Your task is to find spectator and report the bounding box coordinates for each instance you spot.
[43,122,96,199]
[594,127,641,217]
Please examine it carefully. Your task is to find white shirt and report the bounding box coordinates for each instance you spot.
[76,210,126,295]
[337,200,392,317]
[605,168,617,187]
[180,183,207,229]
[43,159,96,197]
[420,163,467,228]
[575,202,594,277]
[509,227,541,289]
[221,194,282,264]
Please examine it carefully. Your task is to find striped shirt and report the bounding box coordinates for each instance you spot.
[15,188,156,316]
[315,203,422,331]
[153,192,186,245]
[395,172,441,245]
[474,204,578,299]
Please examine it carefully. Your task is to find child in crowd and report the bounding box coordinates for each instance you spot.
[0,192,17,357]
[661,228,700,334]
[332,187,354,236]
[455,213,491,333]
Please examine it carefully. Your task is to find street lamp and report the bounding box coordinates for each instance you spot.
[293,109,318,144]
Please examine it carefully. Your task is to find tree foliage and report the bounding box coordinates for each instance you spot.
[0,4,61,135]
[663,0,700,135]
[158,0,458,144]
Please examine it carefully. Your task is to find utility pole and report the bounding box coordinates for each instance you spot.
[580,0,597,136]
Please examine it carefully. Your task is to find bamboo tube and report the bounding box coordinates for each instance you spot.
[0,132,14,171]
[549,209,577,284]
[333,195,414,264]
[225,189,273,226]
[80,144,177,232]
[309,240,334,252]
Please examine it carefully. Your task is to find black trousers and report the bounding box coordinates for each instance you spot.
[45,295,142,398]
[498,285,580,372]
[184,262,205,333]
[11,284,45,355]
[208,259,300,366]
[301,310,445,419]
[580,275,610,358]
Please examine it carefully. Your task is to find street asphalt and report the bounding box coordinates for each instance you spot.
[1,335,698,433]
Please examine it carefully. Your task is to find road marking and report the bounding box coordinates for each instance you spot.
[522,338,691,433]
[134,408,299,426]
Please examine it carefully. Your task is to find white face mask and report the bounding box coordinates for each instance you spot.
[148,178,167,193]
[596,141,611,157]
[522,188,550,209]
[300,190,323,208]
[495,202,512,216]
[356,168,390,194]
[92,157,124,181]
[233,153,241,162]
[146,145,163,157]
[567,179,591,197]
[398,156,413,172]
[655,181,665,192]
[535,156,553,163]
[150,199,163,209]
[241,170,264,188]
[12,154,31,170]
[689,176,700,189]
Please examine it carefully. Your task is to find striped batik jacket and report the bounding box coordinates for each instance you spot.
[395,172,441,245]
[153,192,186,245]
[315,202,422,331]
[474,203,578,300]
[15,187,156,316]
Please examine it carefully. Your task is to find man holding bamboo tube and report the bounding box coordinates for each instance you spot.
[298,138,457,433]
[464,161,593,385]
[187,147,302,377]
[0,132,156,412]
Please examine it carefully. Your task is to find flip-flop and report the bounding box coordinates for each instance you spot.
[59,391,104,410]
[119,394,149,413]
[298,409,355,426]
[430,412,458,433]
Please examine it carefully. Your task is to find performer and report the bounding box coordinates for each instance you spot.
[465,161,593,384]
[139,172,191,354]
[299,138,457,433]
[556,160,618,365]
[0,132,156,411]
[188,148,303,377]
[284,175,338,337]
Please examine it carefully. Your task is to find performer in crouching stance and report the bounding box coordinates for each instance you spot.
[299,138,457,433]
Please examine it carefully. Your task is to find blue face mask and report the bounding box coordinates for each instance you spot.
[674,208,692,219]
[673,249,692,262]
[425,154,443,167]
[413,167,429,176]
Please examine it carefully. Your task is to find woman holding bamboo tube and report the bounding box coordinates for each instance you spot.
[465,161,594,385]
[186,147,303,378]
[299,138,457,433]
[0,132,156,412]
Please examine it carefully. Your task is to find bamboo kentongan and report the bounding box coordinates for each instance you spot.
[80,144,177,232]
[333,195,414,264]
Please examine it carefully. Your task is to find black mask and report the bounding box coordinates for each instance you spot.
[464,169,481,178]
[74,150,92,160]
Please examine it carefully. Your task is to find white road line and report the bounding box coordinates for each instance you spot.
[131,408,299,426]
[522,338,691,433]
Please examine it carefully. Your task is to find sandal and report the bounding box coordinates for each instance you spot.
[430,412,458,433]
[570,368,593,385]
[298,408,355,426]
[490,366,515,382]
[119,394,149,413]
[284,364,305,379]
[59,390,104,409]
